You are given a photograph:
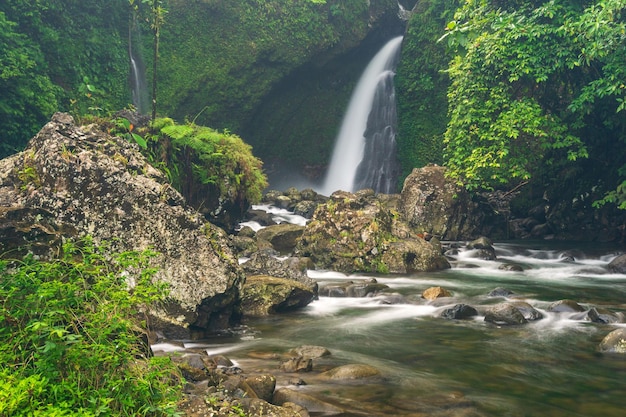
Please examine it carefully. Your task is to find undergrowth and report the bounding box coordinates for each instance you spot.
[0,238,183,416]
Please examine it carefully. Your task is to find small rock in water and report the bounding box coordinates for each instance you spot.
[422,286,452,300]
[488,287,515,297]
[599,328,626,353]
[441,304,478,320]
[547,299,585,313]
[498,263,524,272]
[484,303,528,325]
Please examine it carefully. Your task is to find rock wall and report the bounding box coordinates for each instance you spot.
[0,113,244,338]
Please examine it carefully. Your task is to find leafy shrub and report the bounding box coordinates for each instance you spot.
[0,238,182,416]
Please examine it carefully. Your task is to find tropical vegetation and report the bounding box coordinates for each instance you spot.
[0,238,182,416]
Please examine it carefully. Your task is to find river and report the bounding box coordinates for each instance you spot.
[163,238,626,416]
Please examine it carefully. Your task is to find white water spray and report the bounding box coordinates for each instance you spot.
[320,36,403,195]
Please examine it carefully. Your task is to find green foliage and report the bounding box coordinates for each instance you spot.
[155,119,268,213]
[0,1,132,156]
[0,238,183,416]
[158,0,377,131]
[112,116,148,149]
[441,0,625,203]
[0,11,59,158]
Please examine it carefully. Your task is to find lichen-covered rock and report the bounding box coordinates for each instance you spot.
[0,113,244,337]
[240,275,317,316]
[399,165,497,240]
[240,252,317,291]
[255,223,306,254]
[296,189,450,273]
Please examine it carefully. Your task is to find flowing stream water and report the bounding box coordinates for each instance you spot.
[158,208,626,417]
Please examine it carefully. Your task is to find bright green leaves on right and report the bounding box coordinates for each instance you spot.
[441,0,626,200]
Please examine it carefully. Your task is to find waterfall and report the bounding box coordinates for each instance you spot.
[129,18,149,114]
[320,36,403,195]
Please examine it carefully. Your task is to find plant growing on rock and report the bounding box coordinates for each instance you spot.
[150,118,268,225]
[0,238,182,416]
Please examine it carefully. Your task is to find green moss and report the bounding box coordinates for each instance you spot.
[395,0,461,181]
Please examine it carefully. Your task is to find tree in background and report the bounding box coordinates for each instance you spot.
[441,0,626,209]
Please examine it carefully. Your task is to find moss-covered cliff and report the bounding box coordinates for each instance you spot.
[395,0,460,180]
[156,0,403,177]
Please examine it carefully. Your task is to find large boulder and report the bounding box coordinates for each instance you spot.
[399,165,498,240]
[296,190,450,273]
[0,113,244,338]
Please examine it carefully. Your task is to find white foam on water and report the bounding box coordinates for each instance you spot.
[251,204,308,226]
[238,220,264,232]
[151,343,186,353]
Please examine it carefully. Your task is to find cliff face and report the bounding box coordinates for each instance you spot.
[0,113,245,338]
[159,0,405,175]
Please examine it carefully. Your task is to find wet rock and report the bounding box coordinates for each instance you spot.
[241,275,317,316]
[289,345,332,360]
[256,223,305,254]
[0,113,244,338]
[465,237,497,260]
[484,303,528,325]
[321,364,381,380]
[488,287,516,297]
[547,299,585,313]
[573,307,622,324]
[318,279,389,297]
[422,286,453,301]
[608,254,626,273]
[598,328,626,353]
[509,301,543,321]
[243,374,276,402]
[280,356,313,373]
[498,263,524,272]
[441,304,478,320]
[245,209,277,227]
[273,388,344,414]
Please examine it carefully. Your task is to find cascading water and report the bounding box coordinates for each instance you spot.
[129,18,149,114]
[320,36,403,195]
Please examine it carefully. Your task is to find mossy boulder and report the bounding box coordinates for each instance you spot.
[240,275,317,316]
[0,113,244,338]
[296,189,449,273]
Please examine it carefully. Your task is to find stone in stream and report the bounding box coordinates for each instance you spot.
[608,253,626,273]
[321,364,381,380]
[598,328,626,353]
[441,304,479,320]
[547,299,586,313]
[488,287,516,297]
[273,388,344,415]
[422,286,453,301]
[240,275,317,316]
[484,303,528,325]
